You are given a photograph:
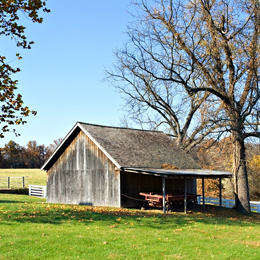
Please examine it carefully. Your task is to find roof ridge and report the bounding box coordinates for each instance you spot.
[77,121,164,133]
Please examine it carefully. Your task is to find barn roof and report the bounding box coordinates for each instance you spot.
[41,122,201,171]
[123,168,232,179]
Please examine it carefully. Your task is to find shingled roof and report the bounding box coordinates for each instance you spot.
[42,122,201,171]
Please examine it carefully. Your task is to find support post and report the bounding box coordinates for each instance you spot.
[8,177,10,188]
[184,176,187,214]
[162,177,166,214]
[219,178,222,209]
[22,176,25,188]
[202,177,205,211]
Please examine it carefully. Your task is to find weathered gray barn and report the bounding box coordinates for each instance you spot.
[41,122,231,210]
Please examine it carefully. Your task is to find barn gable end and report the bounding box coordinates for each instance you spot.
[46,129,120,207]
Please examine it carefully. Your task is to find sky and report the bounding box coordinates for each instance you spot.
[0,0,135,147]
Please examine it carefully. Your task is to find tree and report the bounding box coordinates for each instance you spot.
[107,14,225,152]
[0,0,50,137]
[108,0,260,214]
[46,138,63,155]
[1,140,24,168]
[23,140,44,168]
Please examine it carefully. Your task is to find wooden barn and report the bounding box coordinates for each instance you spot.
[41,122,231,211]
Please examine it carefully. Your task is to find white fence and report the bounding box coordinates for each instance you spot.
[197,196,260,213]
[29,185,47,198]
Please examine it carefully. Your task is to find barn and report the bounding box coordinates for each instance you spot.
[41,122,231,212]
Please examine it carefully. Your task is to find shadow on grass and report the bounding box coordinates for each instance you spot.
[0,200,26,203]
[1,198,259,229]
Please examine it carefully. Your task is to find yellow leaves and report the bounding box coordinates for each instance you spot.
[109,224,116,228]
[248,155,260,168]
[162,163,179,170]
[243,241,260,248]
[174,228,182,232]
[16,53,22,60]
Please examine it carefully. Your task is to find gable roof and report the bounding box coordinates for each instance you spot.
[41,122,201,171]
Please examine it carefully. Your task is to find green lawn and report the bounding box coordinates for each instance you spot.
[0,169,46,186]
[0,194,260,259]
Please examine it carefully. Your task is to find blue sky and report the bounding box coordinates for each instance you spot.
[0,1,134,147]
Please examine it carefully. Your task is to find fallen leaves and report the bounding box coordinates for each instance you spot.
[243,241,260,248]
[109,224,116,228]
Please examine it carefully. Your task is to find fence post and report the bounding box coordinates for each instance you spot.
[22,176,25,188]
[44,186,47,198]
[29,185,31,196]
[7,177,10,188]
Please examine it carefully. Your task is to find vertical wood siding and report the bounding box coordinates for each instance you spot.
[47,130,120,207]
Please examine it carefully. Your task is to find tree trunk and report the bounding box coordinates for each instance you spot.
[233,138,251,214]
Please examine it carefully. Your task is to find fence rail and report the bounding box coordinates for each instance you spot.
[197,196,260,213]
[0,176,28,188]
[29,185,47,198]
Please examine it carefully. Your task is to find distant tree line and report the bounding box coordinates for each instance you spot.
[0,139,62,169]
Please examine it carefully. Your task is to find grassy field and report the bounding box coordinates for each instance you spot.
[0,194,260,259]
[0,169,46,186]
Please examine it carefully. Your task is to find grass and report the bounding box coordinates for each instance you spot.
[0,169,46,186]
[0,194,260,259]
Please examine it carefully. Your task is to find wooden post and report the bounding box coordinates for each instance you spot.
[22,176,25,188]
[184,176,187,214]
[202,177,205,211]
[219,177,222,209]
[162,177,166,214]
[8,177,10,188]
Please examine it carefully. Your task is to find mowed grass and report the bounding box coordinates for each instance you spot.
[0,194,260,260]
[0,169,46,186]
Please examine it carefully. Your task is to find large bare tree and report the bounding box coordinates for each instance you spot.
[107,4,227,152]
[108,0,260,214]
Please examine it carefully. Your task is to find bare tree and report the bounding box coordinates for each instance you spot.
[107,6,227,152]
[107,0,260,214]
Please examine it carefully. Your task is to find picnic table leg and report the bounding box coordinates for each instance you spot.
[162,177,166,214]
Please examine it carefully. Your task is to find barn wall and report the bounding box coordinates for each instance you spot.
[120,171,196,208]
[46,130,120,207]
